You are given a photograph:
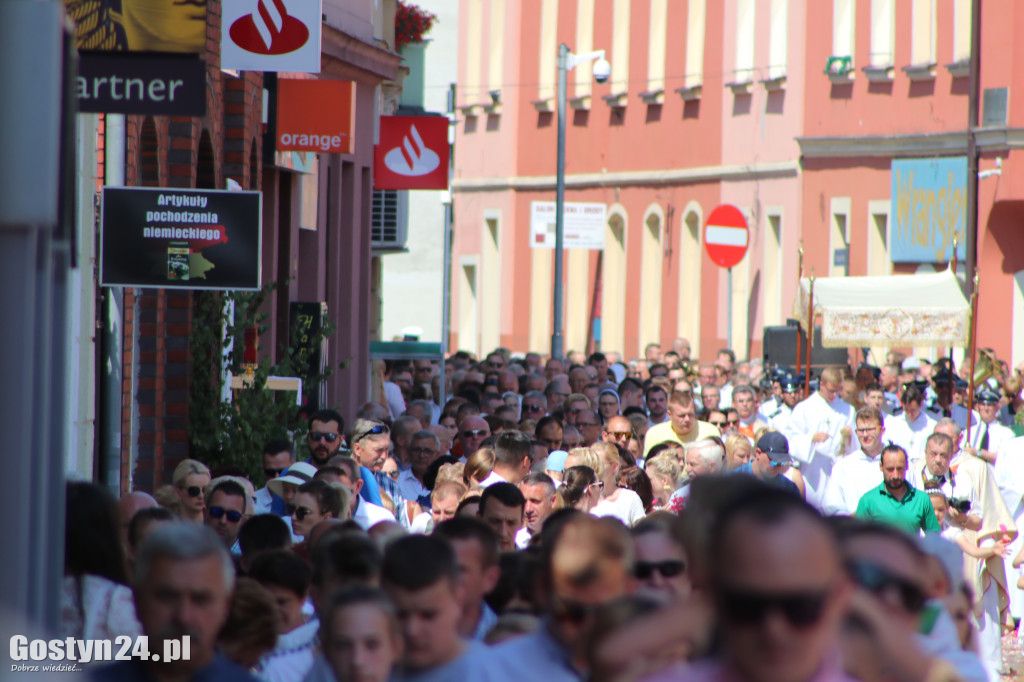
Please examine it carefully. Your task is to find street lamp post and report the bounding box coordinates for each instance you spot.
[551,44,609,361]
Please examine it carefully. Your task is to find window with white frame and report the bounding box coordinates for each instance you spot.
[735,0,755,83]
[870,0,895,67]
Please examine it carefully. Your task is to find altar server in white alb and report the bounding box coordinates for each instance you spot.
[781,367,858,509]
[995,427,1024,622]
[884,385,937,462]
[821,405,887,516]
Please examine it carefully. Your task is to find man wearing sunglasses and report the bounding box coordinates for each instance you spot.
[457,416,491,459]
[254,438,294,515]
[486,514,635,681]
[601,415,635,448]
[522,391,548,419]
[732,432,801,496]
[204,479,249,550]
[839,522,988,682]
[306,409,345,469]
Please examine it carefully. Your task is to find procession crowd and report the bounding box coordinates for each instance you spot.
[63,338,1024,682]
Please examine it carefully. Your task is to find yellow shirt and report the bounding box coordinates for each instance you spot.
[643,420,722,458]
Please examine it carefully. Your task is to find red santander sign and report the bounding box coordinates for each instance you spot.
[276,79,355,154]
[374,116,449,190]
[704,204,749,268]
[222,0,322,72]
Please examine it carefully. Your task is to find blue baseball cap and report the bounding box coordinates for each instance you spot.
[756,432,792,465]
[545,450,569,472]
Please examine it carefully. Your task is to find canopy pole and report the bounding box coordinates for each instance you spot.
[965,274,980,444]
[795,244,804,385]
[805,274,815,399]
[949,236,958,369]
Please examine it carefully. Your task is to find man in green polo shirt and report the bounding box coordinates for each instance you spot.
[855,444,940,535]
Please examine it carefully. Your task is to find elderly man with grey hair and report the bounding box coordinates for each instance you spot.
[666,438,727,514]
[93,523,256,682]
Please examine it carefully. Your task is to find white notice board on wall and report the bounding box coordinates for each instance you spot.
[530,201,606,250]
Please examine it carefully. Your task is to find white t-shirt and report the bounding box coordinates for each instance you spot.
[591,488,646,526]
[352,497,396,531]
[478,471,508,488]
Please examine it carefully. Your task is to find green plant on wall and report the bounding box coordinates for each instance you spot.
[189,282,338,484]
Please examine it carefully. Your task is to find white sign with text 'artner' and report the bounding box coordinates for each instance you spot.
[221,0,322,73]
[530,202,606,250]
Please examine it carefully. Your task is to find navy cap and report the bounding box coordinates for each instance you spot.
[756,431,792,465]
[903,378,930,393]
[781,374,803,392]
[932,368,955,385]
[976,387,1001,404]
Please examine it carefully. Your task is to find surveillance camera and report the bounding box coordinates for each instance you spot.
[593,58,611,84]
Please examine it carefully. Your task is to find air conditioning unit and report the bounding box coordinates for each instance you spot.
[371,189,408,251]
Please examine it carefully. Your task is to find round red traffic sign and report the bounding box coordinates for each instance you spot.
[704,204,749,269]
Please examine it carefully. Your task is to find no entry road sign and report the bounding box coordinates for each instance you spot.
[704,204,749,269]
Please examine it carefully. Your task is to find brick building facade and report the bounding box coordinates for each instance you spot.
[107,1,401,493]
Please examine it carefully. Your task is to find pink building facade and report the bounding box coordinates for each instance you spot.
[799,0,1024,364]
[451,0,805,363]
[452,0,1024,365]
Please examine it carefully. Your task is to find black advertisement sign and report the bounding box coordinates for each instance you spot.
[101,187,262,290]
[77,52,206,116]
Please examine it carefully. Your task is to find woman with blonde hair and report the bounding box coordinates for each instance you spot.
[554,466,601,513]
[172,459,210,523]
[464,446,496,487]
[724,433,753,471]
[644,456,681,510]
[589,442,646,525]
[563,446,602,477]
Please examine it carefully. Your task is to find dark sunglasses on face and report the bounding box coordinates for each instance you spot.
[263,467,287,478]
[718,586,831,628]
[309,431,339,443]
[186,485,203,498]
[605,430,633,440]
[353,424,389,444]
[525,404,545,412]
[726,418,740,425]
[635,559,686,580]
[209,506,243,523]
[461,429,488,438]
[709,420,727,428]
[846,559,927,613]
[292,506,317,521]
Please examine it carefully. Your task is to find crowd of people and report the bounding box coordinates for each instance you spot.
[62,339,1024,682]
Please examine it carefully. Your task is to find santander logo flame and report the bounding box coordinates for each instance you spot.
[229,0,309,55]
[383,124,441,177]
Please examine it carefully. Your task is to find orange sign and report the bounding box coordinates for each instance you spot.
[276,79,355,154]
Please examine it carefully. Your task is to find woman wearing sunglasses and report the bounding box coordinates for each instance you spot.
[171,458,211,523]
[291,480,345,539]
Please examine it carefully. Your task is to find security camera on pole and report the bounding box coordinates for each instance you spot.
[551,44,611,361]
